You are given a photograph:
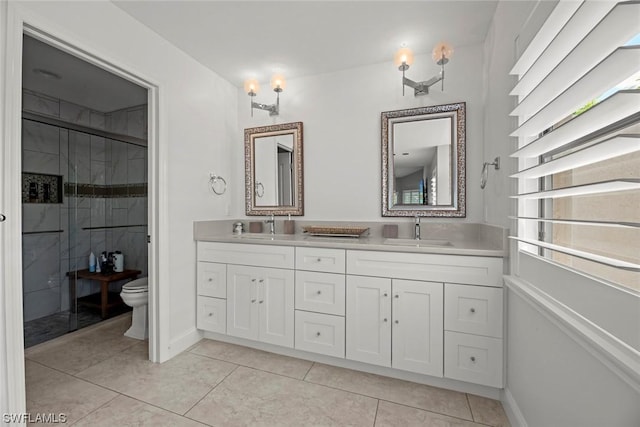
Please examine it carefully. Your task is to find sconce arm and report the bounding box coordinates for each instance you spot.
[402,74,443,97]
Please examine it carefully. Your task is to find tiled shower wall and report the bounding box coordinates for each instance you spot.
[22,89,148,322]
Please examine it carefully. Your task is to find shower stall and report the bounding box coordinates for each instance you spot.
[21,89,148,347]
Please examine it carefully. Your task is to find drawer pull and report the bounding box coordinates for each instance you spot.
[470,308,476,313]
[470,356,476,363]
[251,299,256,303]
[394,294,399,299]
[383,318,388,322]
[208,312,213,317]
[259,300,264,304]
[383,293,388,297]
[316,290,322,295]
[316,331,321,337]
[251,279,256,282]
[317,258,322,262]
[394,320,399,324]
[259,279,264,283]
[208,278,213,282]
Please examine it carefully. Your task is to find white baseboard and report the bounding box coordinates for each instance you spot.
[166,327,203,361]
[502,387,528,427]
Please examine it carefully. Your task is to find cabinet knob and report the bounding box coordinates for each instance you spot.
[316,258,322,262]
[383,293,388,297]
[208,312,213,317]
[316,290,322,295]
[259,279,264,283]
[259,300,264,304]
[208,278,213,282]
[316,331,321,337]
[394,294,399,299]
[394,320,399,324]
[470,308,476,313]
[251,299,256,303]
[251,279,256,282]
[383,318,388,322]
[470,356,476,363]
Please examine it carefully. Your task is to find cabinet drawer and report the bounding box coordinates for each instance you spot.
[295,271,345,315]
[198,241,294,269]
[295,310,345,358]
[347,250,503,286]
[445,284,503,338]
[444,331,503,388]
[197,296,226,333]
[197,262,226,298]
[296,247,345,273]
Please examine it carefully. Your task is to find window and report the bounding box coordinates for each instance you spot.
[510,2,640,291]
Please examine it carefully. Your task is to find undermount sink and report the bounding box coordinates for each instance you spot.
[234,233,278,240]
[383,238,452,247]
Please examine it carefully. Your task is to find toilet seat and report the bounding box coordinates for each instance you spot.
[122,278,148,293]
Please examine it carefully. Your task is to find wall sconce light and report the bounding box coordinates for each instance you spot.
[244,74,286,117]
[395,42,453,96]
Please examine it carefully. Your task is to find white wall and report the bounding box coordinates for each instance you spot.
[2,1,237,362]
[484,2,640,426]
[235,44,485,222]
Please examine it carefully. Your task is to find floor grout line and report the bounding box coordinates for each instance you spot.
[466,393,476,422]
[182,364,241,417]
[67,393,120,426]
[372,399,380,427]
[302,361,315,381]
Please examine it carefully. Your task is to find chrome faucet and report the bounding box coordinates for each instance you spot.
[414,215,421,240]
[265,214,275,235]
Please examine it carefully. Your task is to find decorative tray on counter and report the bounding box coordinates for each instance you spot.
[302,226,370,238]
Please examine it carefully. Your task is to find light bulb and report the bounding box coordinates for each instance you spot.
[244,78,259,95]
[270,74,286,91]
[432,42,453,64]
[393,47,414,68]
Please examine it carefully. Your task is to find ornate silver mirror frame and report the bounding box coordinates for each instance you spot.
[381,102,466,217]
[245,121,304,216]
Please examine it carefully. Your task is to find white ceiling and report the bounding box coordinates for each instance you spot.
[21,1,498,112]
[22,35,148,113]
[113,0,499,87]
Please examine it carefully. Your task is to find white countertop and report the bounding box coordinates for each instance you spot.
[196,232,506,257]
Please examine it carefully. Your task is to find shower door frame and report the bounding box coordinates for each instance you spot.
[1,3,168,415]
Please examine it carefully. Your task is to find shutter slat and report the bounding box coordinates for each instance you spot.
[513,179,640,199]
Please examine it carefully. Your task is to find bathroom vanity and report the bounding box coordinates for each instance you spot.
[194,224,506,395]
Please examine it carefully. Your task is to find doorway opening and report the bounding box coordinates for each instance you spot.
[21,34,149,347]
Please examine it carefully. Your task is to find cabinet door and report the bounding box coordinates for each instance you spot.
[226,265,259,340]
[346,275,391,366]
[392,279,443,377]
[259,267,295,348]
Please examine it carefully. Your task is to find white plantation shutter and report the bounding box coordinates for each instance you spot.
[510,1,640,289]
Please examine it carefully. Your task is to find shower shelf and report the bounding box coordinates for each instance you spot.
[82,224,147,230]
[22,230,63,235]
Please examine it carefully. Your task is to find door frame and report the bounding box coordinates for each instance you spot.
[1,3,169,415]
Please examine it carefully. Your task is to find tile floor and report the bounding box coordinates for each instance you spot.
[25,313,511,426]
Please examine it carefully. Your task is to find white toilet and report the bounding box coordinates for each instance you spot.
[120,277,148,340]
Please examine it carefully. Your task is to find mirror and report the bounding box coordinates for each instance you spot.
[245,122,304,216]
[382,102,466,217]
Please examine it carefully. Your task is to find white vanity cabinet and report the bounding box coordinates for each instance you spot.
[294,248,346,358]
[227,264,294,348]
[196,262,227,333]
[196,240,504,391]
[345,276,443,377]
[444,283,504,387]
[197,242,295,348]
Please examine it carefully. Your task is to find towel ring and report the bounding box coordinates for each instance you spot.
[255,182,264,198]
[209,174,227,195]
[481,157,500,189]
